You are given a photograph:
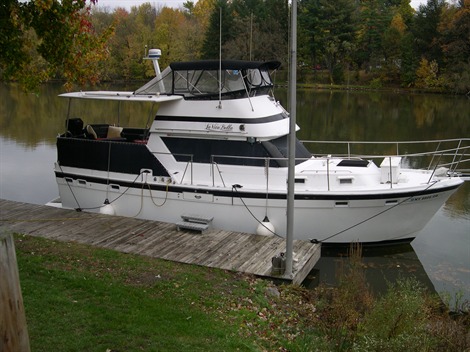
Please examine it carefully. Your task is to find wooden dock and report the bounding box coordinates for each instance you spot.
[0,199,320,284]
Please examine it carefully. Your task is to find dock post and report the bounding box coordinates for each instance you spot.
[0,233,31,352]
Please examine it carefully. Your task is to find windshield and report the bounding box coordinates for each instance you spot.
[134,60,280,100]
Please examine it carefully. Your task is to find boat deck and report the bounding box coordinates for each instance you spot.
[0,199,320,284]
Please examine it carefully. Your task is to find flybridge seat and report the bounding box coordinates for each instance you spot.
[84,124,113,139]
[64,118,148,142]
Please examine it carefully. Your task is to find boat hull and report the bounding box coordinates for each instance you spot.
[55,172,462,244]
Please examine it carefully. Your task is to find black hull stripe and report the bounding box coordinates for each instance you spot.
[55,172,461,201]
[155,113,285,125]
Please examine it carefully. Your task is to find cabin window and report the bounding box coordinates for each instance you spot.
[337,159,369,167]
[335,201,349,207]
[162,135,311,167]
[246,69,262,86]
[338,176,354,184]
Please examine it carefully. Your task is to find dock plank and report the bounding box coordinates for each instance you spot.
[0,199,320,283]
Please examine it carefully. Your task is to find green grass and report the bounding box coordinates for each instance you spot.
[14,235,470,352]
[16,235,256,351]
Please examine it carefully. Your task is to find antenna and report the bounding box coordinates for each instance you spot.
[249,12,253,61]
[144,48,162,76]
[144,48,165,92]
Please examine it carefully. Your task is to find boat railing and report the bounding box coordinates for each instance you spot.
[301,138,470,178]
[155,138,468,189]
[210,155,292,188]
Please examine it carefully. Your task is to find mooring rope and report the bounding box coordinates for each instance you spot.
[314,181,440,243]
[231,185,282,238]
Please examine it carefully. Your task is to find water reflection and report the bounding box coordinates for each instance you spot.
[412,183,470,307]
[0,82,149,146]
[0,138,57,204]
[306,244,436,296]
[1,83,468,305]
[294,89,470,143]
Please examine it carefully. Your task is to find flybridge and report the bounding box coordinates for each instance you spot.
[134,59,281,100]
[59,49,281,104]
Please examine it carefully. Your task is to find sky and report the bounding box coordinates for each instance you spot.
[94,0,429,11]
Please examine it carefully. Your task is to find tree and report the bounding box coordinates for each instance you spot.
[356,0,394,72]
[413,0,447,65]
[222,0,288,63]
[201,0,234,59]
[299,0,322,68]
[438,0,470,92]
[381,13,407,82]
[106,8,138,80]
[0,0,114,91]
[396,0,415,28]
[154,7,187,66]
[415,57,441,88]
[300,0,357,84]
[400,32,418,86]
[192,0,215,31]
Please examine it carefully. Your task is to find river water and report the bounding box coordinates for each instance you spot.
[1,83,469,307]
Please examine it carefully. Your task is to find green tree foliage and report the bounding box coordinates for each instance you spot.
[381,13,407,82]
[438,0,470,93]
[179,1,207,61]
[397,0,415,26]
[201,0,288,64]
[0,0,26,80]
[415,57,442,88]
[413,0,447,65]
[201,0,234,59]
[298,0,321,68]
[299,0,357,84]
[155,7,187,67]
[222,0,288,63]
[400,32,418,86]
[356,0,395,73]
[102,8,140,80]
[0,0,114,91]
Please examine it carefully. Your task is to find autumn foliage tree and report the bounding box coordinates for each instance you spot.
[1,0,468,93]
[0,0,114,91]
[438,0,470,92]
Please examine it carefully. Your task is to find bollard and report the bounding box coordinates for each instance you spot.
[271,252,286,275]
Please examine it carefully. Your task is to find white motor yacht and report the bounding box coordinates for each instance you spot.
[53,54,465,244]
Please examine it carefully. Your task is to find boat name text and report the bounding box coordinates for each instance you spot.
[408,194,439,202]
[206,123,234,132]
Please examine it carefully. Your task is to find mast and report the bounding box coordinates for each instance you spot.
[285,0,297,278]
[218,7,222,109]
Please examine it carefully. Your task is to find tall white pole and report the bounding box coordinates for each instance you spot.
[249,12,253,61]
[285,0,297,278]
[218,7,222,109]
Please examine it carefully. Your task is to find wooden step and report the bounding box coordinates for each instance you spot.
[180,214,213,224]
[176,221,209,233]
